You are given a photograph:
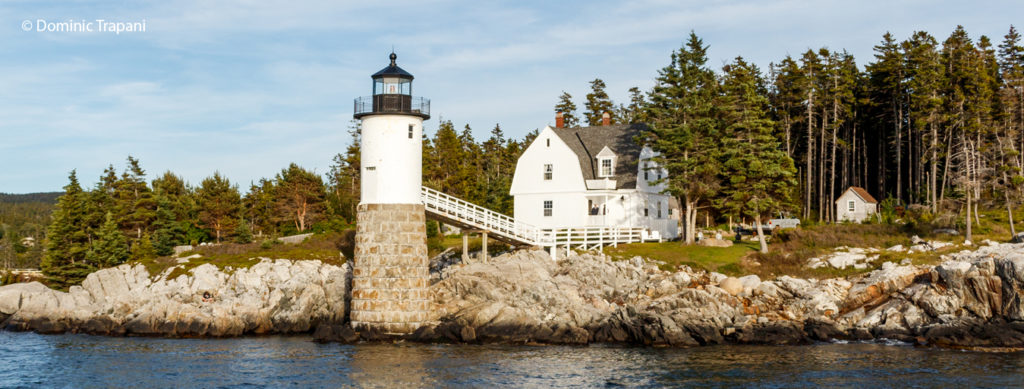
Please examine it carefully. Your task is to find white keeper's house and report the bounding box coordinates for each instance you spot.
[509,113,679,241]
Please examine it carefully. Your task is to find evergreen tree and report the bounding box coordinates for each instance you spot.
[325,120,361,223]
[616,86,646,124]
[87,212,130,267]
[717,57,798,253]
[234,219,253,244]
[554,92,580,127]
[113,156,156,240]
[243,178,277,238]
[42,171,94,287]
[151,194,186,256]
[273,164,325,233]
[584,78,616,125]
[903,31,944,210]
[428,120,467,195]
[643,31,721,244]
[482,124,514,213]
[196,172,242,242]
[867,33,905,202]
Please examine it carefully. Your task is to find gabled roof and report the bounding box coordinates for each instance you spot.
[841,186,878,204]
[550,123,648,189]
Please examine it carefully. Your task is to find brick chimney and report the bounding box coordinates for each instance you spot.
[601,112,611,126]
[556,111,565,128]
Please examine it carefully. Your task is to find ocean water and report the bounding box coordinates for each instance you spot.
[1,331,1022,388]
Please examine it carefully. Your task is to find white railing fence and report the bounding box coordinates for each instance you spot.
[421,186,650,259]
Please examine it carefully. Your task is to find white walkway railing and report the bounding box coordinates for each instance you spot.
[421,186,543,246]
[420,186,647,259]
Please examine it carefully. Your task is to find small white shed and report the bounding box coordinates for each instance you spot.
[835,187,878,223]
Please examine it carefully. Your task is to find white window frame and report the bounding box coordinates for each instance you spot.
[544,164,553,180]
[600,158,613,177]
[657,201,662,218]
[543,200,553,217]
[848,200,855,212]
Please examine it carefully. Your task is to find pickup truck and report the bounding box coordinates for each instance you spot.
[766,217,800,230]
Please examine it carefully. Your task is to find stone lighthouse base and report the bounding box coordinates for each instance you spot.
[350,203,431,334]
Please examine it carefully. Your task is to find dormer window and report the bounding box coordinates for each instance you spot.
[596,146,616,178]
[600,158,613,177]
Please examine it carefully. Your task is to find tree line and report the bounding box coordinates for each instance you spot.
[32,23,1024,281]
[0,193,58,269]
[40,123,532,286]
[42,157,334,286]
[552,26,1024,249]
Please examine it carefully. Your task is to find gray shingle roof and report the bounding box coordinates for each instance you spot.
[551,123,648,190]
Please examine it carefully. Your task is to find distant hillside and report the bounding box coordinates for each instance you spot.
[1,192,58,269]
[0,192,62,204]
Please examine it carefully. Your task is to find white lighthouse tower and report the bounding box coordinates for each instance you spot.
[350,53,432,334]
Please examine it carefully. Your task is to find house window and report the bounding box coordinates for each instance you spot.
[365,166,376,171]
[657,201,662,218]
[644,162,649,181]
[408,124,414,139]
[600,158,613,177]
[544,200,553,217]
[544,164,553,180]
[546,138,550,147]
[848,200,855,212]
[657,170,662,180]
[643,201,649,217]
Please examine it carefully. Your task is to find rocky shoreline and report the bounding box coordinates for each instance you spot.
[4,242,1024,349]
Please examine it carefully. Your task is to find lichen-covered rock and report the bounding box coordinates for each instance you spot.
[0,258,348,337]
[414,242,1024,348]
[10,241,1024,349]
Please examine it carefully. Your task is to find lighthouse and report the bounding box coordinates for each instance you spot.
[350,53,431,334]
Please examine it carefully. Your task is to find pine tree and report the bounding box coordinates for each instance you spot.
[717,57,799,253]
[234,219,253,244]
[643,31,722,244]
[42,171,99,287]
[243,178,277,238]
[273,164,325,233]
[902,31,944,211]
[798,49,822,219]
[616,86,646,124]
[554,92,580,127]
[88,212,130,267]
[197,172,242,242]
[151,194,185,256]
[428,120,467,195]
[113,156,157,240]
[584,78,616,125]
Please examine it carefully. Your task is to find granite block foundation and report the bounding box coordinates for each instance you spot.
[350,203,431,334]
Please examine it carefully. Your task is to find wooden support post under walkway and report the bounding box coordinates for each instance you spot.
[481,231,488,263]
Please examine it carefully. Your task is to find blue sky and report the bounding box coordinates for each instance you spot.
[1,0,1020,193]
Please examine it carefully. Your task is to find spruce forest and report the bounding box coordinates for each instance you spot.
[3,25,1023,286]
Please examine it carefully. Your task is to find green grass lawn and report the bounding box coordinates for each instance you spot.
[135,231,350,279]
[603,241,760,276]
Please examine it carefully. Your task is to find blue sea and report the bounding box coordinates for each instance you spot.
[1,331,1022,388]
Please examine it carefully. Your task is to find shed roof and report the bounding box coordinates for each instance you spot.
[550,123,648,189]
[841,186,878,204]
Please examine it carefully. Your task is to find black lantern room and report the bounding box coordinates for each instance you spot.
[353,53,430,119]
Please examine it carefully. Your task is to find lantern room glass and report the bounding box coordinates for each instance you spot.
[374,77,411,95]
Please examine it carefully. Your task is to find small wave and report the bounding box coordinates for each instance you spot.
[827,338,911,346]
